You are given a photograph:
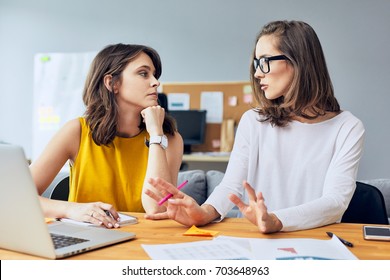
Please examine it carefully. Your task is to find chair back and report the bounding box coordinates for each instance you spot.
[42,173,69,201]
[51,176,69,201]
[341,181,389,224]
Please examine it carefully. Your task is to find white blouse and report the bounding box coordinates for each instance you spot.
[205,110,365,231]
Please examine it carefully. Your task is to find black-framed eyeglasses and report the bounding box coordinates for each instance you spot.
[253,55,289,74]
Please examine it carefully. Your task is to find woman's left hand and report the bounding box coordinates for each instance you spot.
[229,181,283,233]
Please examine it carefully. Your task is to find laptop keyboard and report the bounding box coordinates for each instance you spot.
[51,233,89,249]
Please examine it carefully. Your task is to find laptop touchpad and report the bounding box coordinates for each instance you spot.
[49,223,93,234]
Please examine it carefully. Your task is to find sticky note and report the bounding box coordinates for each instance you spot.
[228,96,238,106]
[243,85,252,94]
[183,225,219,237]
[45,218,56,224]
[40,55,51,62]
[243,93,253,104]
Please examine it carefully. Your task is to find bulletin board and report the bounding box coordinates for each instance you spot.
[161,81,256,152]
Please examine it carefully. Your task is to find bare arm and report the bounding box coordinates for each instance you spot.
[30,119,120,228]
[140,106,184,214]
[30,119,80,196]
[145,177,220,226]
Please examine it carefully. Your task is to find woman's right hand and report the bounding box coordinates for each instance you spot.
[65,201,121,229]
[140,105,165,136]
[145,177,213,226]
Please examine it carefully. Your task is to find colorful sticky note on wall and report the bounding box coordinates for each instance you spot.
[40,55,51,62]
[242,85,253,104]
[243,93,253,104]
[212,139,221,148]
[243,85,252,95]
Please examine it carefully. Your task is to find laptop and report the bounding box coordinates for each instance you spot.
[0,144,135,259]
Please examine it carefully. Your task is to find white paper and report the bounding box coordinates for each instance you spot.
[59,213,138,227]
[216,235,358,260]
[142,239,254,260]
[167,93,190,110]
[200,91,223,123]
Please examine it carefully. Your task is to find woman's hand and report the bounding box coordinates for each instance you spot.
[65,201,121,229]
[144,177,214,226]
[141,105,165,136]
[229,181,283,233]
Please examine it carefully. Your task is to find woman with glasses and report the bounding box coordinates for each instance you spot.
[146,20,365,233]
[30,44,183,228]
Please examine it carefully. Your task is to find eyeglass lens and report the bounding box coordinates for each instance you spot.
[253,55,288,74]
[253,58,269,74]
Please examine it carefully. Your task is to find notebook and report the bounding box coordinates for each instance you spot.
[0,144,135,259]
[60,212,138,227]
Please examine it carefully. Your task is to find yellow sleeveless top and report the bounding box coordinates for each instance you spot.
[69,117,148,212]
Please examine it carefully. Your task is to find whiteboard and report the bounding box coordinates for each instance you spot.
[32,52,96,160]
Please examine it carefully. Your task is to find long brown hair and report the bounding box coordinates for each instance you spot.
[250,20,340,126]
[82,43,176,145]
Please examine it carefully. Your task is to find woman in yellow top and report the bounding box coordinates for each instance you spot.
[30,44,183,228]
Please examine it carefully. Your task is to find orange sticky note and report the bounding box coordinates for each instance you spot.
[183,225,219,237]
[45,218,56,224]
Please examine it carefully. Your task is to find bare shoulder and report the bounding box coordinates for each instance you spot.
[30,118,82,190]
[62,118,82,132]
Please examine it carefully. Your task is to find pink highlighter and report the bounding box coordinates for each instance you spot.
[158,180,189,206]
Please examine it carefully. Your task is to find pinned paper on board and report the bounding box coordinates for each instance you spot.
[200,91,223,123]
[167,93,190,111]
[228,96,238,107]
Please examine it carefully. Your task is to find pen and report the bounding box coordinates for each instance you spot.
[104,210,112,218]
[326,232,354,247]
[158,180,189,205]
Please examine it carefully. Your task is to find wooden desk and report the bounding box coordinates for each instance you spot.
[182,153,230,172]
[183,153,230,163]
[1,213,389,260]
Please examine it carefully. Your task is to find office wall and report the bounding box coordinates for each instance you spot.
[0,0,389,179]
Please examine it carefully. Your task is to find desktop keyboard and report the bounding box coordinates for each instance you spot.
[51,233,89,249]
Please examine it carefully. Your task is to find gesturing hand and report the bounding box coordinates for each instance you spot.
[229,181,283,233]
[144,177,210,226]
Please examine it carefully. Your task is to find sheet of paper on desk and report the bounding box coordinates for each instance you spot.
[216,235,358,260]
[142,239,254,260]
[59,213,138,227]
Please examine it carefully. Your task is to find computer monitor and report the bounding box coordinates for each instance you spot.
[169,110,207,154]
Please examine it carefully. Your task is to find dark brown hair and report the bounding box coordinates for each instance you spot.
[82,43,176,145]
[250,20,340,126]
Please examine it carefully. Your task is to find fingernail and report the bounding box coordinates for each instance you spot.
[108,223,113,228]
[115,223,120,228]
